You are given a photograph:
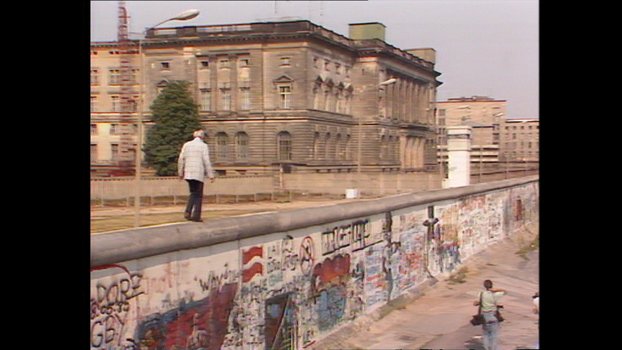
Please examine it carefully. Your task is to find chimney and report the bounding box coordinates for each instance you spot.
[406,48,436,64]
[348,22,386,41]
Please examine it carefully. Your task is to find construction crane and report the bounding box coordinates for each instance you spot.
[115,0,136,176]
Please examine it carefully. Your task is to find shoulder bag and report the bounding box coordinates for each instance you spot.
[470,292,485,326]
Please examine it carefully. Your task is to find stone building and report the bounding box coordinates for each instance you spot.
[90,20,442,176]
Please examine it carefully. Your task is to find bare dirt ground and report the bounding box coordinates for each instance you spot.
[91,198,358,234]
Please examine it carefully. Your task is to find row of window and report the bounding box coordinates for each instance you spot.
[504,141,539,149]
[210,132,253,161]
[92,53,354,86]
[91,83,352,113]
[197,57,251,70]
[91,130,411,163]
[91,68,140,86]
[436,119,538,132]
[199,55,351,75]
[205,130,403,163]
[91,124,139,135]
[91,144,136,162]
[505,125,539,130]
[506,133,539,140]
[312,83,352,114]
[91,96,140,113]
[504,151,539,158]
[312,57,351,76]
[199,80,353,113]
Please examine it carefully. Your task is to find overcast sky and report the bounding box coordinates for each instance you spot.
[90,0,539,119]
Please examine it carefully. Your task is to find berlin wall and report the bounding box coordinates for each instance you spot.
[90,175,538,350]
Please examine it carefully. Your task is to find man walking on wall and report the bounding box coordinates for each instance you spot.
[178,129,215,222]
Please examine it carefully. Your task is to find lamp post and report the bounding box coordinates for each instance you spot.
[133,9,200,228]
[355,77,396,198]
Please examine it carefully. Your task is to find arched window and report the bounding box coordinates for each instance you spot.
[345,134,352,160]
[334,91,341,113]
[324,132,331,160]
[156,80,169,96]
[324,89,331,111]
[335,134,342,160]
[313,84,321,110]
[215,132,228,161]
[235,132,249,160]
[277,131,292,161]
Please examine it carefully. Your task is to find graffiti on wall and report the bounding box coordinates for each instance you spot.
[91,264,145,349]
[510,184,537,230]
[321,219,375,255]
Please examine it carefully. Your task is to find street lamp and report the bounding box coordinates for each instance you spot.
[436,107,447,184]
[355,77,397,198]
[133,9,200,228]
[492,112,504,177]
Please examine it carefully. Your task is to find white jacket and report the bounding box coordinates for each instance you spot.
[178,138,215,182]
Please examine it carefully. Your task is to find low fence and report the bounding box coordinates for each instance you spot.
[91,175,539,350]
[91,175,275,204]
[91,168,536,205]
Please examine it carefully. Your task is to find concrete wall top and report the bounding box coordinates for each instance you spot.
[91,175,538,266]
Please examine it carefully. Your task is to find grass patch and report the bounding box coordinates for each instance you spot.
[516,233,539,260]
[447,266,469,284]
[376,297,410,319]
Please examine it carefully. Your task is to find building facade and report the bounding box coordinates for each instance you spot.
[435,96,507,171]
[90,20,442,176]
[499,118,539,162]
[90,43,141,173]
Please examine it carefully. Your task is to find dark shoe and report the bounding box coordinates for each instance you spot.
[190,218,203,222]
[184,212,191,220]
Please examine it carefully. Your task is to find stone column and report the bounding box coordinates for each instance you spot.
[410,136,419,169]
[230,54,237,112]
[446,126,471,188]
[209,55,218,111]
[417,137,425,169]
[406,137,414,168]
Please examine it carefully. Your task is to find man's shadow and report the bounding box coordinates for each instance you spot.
[463,337,485,350]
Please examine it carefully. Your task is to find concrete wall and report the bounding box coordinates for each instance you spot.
[283,172,441,196]
[91,172,442,201]
[90,176,538,349]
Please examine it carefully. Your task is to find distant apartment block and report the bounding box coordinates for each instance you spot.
[435,96,506,167]
[500,118,539,162]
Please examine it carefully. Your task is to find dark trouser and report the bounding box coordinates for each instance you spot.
[185,180,204,219]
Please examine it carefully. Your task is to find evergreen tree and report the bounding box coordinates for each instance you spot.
[144,81,202,176]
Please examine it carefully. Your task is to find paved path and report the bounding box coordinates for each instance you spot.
[315,223,539,350]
